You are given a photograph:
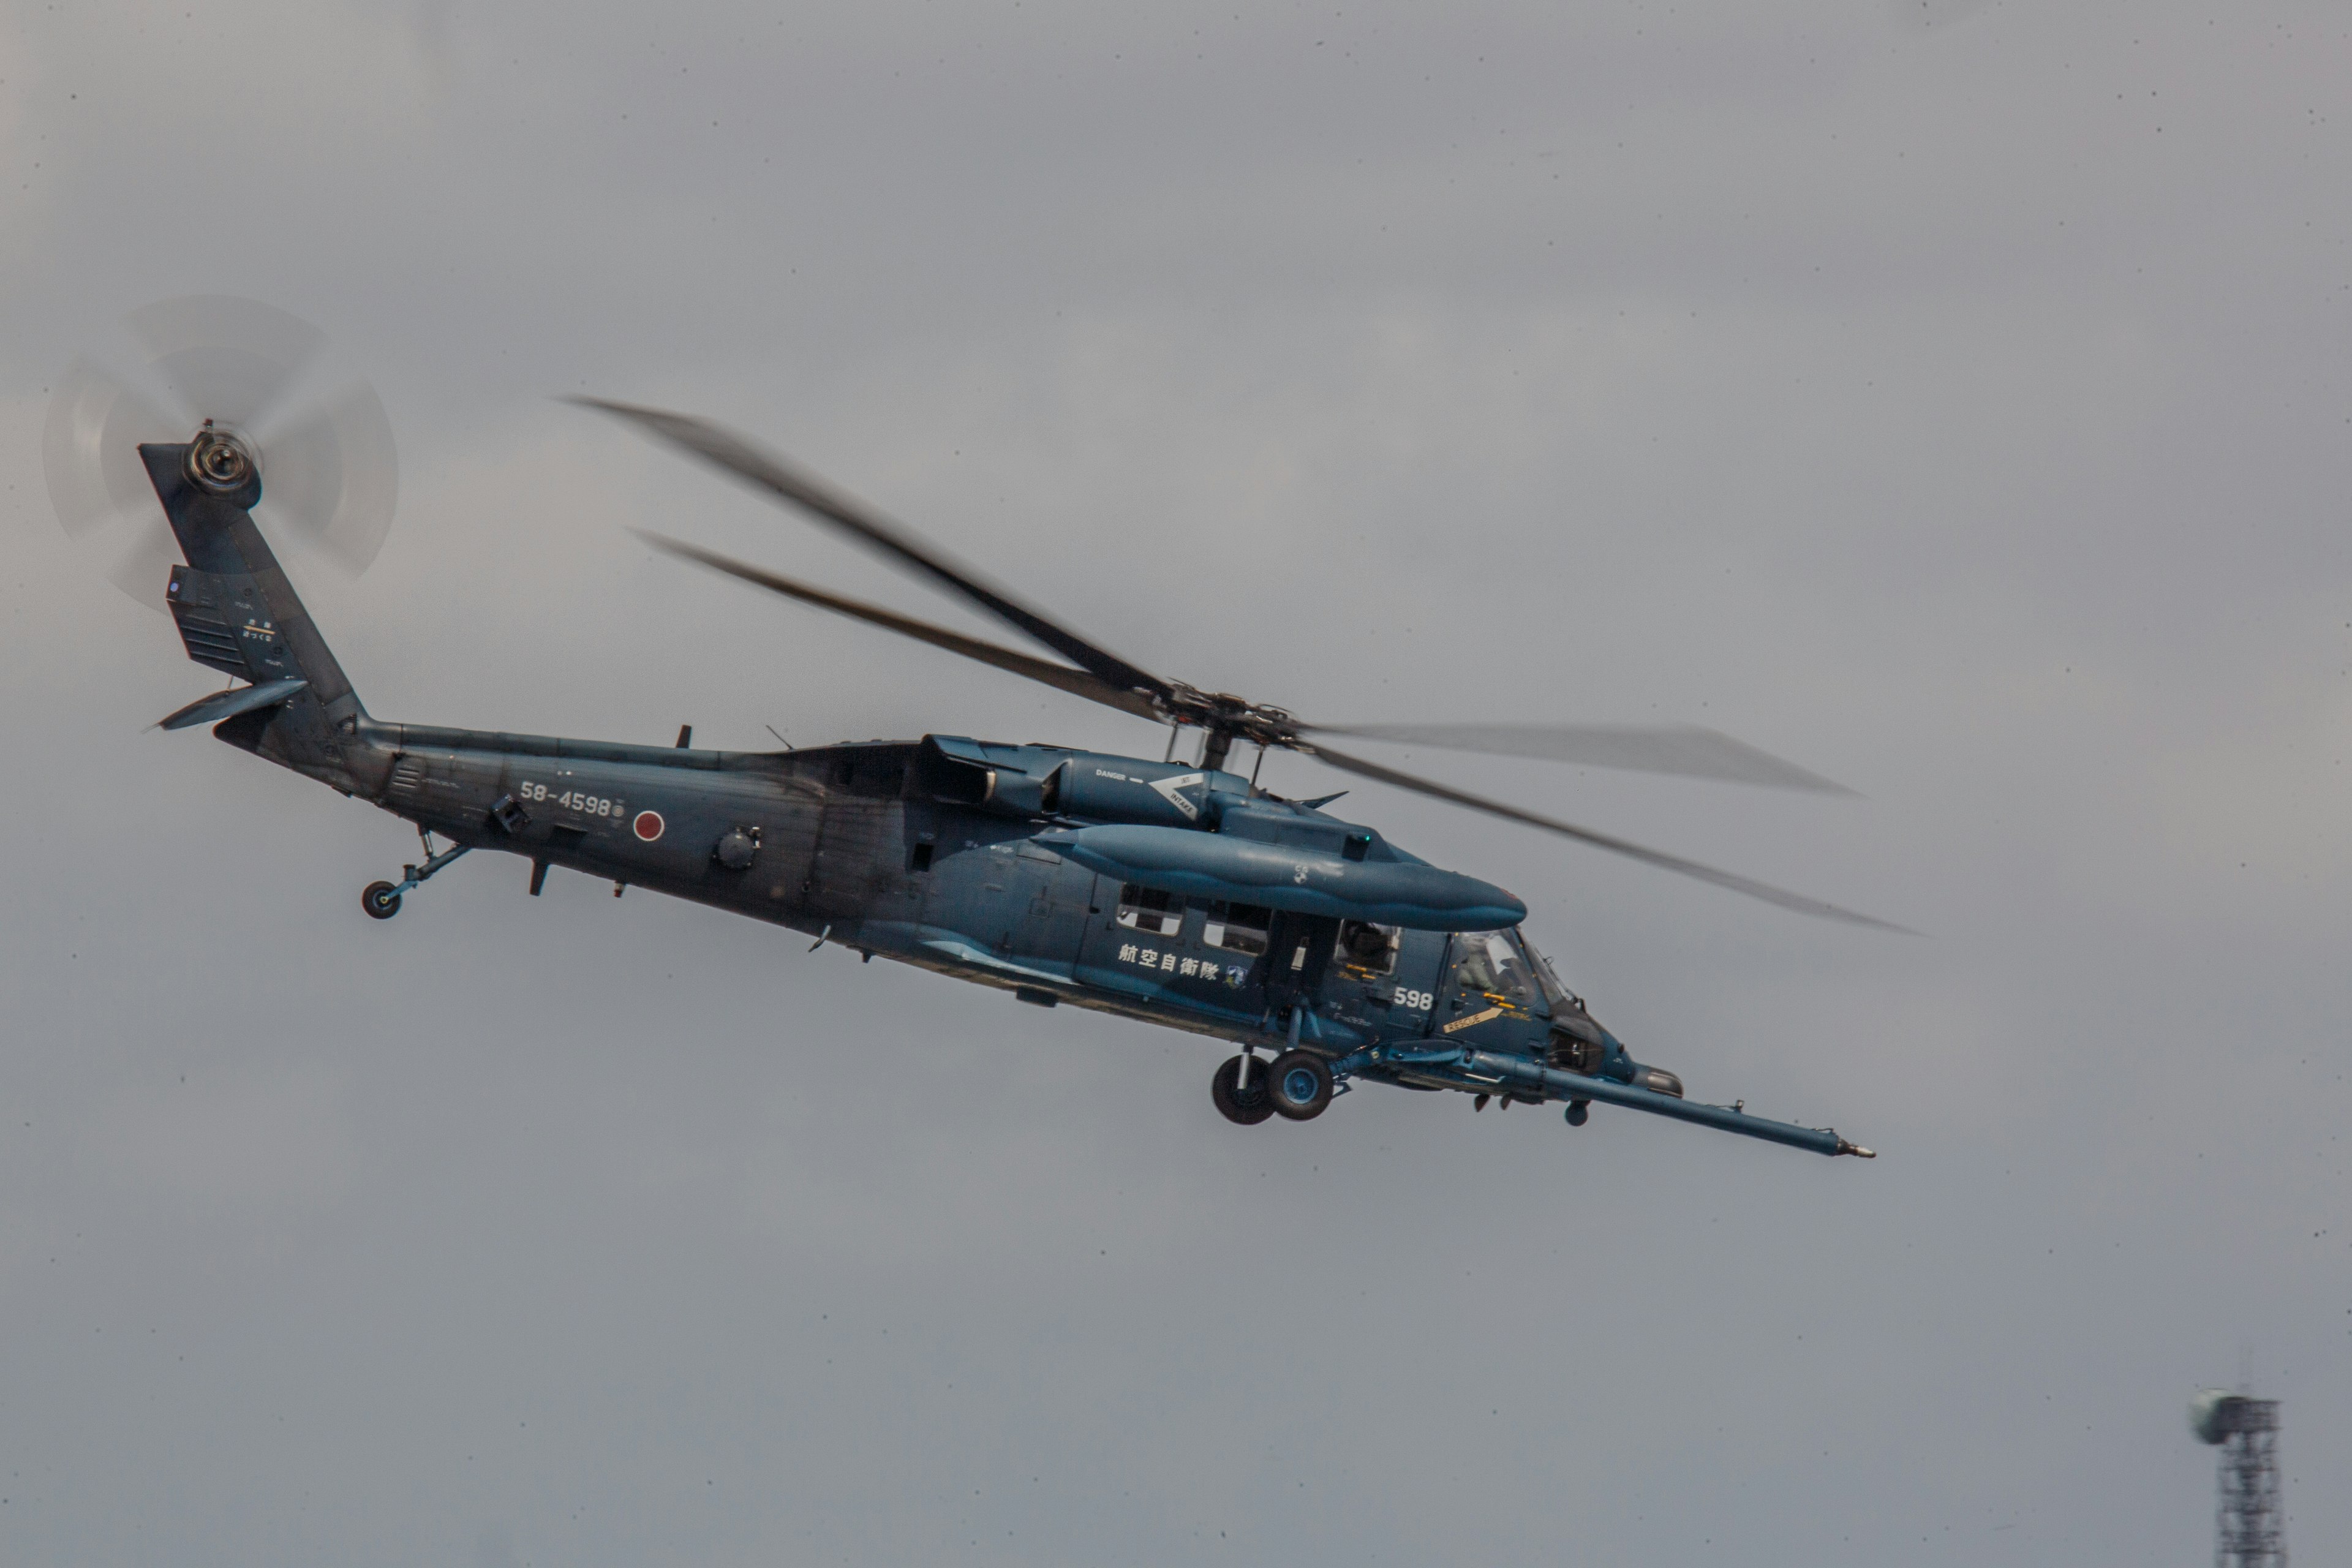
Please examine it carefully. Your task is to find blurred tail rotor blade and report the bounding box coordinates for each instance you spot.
[251,380,400,573]
[1303,742,1910,932]
[126,295,325,432]
[103,517,186,608]
[45,296,402,609]
[1302,721,1856,794]
[42,360,182,538]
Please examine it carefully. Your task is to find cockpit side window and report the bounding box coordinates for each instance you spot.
[1450,929,1534,1008]
[1333,919,1400,977]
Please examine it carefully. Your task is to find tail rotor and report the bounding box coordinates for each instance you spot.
[40,296,399,608]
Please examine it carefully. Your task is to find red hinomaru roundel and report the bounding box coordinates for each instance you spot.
[632,810,665,842]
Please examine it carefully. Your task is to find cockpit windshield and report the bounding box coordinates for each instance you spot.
[1524,938,1577,1011]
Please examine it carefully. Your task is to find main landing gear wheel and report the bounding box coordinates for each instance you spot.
[361,881,402,919]
[1212,1054,1275,1125]
[1267,1050,1334,1121]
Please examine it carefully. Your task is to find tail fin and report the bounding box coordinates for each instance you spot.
[142,438,371,788]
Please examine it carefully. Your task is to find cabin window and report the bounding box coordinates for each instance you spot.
[1333,919,1398,976]
[1450,929,1534,1007]
[1115,883,1186,937]
[909,840,935,873]
[1200,899,1272,956]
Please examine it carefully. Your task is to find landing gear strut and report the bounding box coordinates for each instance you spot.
[361,824,470,920]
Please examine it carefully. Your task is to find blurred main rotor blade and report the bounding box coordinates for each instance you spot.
[576,398,1174,703]
[638,532,1166,723]
[1303,722,1855,794]
[127,295,325,432]
[1303,742,1909,932]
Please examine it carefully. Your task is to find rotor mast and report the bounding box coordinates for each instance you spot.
[1162,687,1293,777]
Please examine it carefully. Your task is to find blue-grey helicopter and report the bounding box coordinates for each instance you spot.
[47,299,1888,1158]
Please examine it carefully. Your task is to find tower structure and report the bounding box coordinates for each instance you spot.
[2190,1389,2284,1568]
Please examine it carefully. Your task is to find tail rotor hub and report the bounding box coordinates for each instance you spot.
[183,422,258,494]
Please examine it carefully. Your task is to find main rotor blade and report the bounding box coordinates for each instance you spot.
[637,532,1166,723]
[1302,742,1910,932]
[1302,722,1855,794]
[577,398,1174,704]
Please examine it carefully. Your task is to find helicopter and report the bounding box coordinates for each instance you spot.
[48,300,1887,1159]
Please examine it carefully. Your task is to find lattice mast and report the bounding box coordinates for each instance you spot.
[2191,1389,2284,1568]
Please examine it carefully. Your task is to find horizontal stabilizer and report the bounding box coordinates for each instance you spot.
[156,677,307,733]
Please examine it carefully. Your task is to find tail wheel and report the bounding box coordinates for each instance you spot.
[361,881,402,920]
[1267,1050,1334,1121]
[1211,1055,1275,1125]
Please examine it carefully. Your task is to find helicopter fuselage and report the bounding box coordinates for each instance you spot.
[143,434,1871,1157]
[318,721,1563,1068]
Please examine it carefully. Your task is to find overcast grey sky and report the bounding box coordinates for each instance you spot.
[3,1,2348,1562]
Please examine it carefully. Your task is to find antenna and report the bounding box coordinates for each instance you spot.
[2190,1386,2285,1568]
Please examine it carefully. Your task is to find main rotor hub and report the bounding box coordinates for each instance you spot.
[1161,685,1297,747]
[183,421,259,494]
